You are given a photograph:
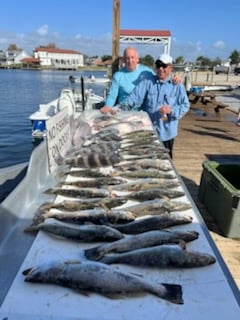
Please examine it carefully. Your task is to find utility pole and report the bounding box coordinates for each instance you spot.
[112,0,120,76]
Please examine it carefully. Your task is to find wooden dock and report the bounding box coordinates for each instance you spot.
[173,93,240,288]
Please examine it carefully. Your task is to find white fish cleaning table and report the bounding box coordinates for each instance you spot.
[0,110,239,320]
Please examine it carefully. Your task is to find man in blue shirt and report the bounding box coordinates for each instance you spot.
[116,53,190,158]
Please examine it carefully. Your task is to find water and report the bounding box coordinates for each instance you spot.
[0,69,106,169]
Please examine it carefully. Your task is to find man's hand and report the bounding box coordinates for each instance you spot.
[100,106,111,113]
[159,105,172,118]
[100,105,121,115]
[172,73,182,84]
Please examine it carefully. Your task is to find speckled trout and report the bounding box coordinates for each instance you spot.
[122,199,192,217]
[39,197,127,212]
[99,243,216,268]
[110,178,181,191]
[84,229,199,261]
[119,188,185,201]
[23,260,184,304]
[109,213,193,234]
[33,209,136,225]
[44,186,111,199]
[24,218,124,242]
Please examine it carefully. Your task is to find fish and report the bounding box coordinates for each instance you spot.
[71,120,92,147]
[44,186,111,199]
[90,129,121,141]
[92,114,121,129]
[120,144,168,155]
[39,197,128,212]
[121,138,161,148]
[90,130,122,142]
[57,177,125,188]
[108,213,193,234]
[99,242,216,268]
[118,188,185,201]
[110,178,181,191]
[122,199,192,217]
[33,209,136,225]
[84,229,199,261]
[121,129,157,140]
[113,158,173,172]
[64,151,122,168]
[24,218,124,242]
[59,169,112,178]
[113,168,176,179]
[66,141,121,157]
[100,121,148,136]
[23,259,183,304]
[123,153,169,161]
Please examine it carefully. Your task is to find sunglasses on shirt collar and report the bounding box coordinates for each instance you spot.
[155,60,169,69]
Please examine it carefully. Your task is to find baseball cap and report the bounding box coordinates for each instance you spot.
[156,53,173,64]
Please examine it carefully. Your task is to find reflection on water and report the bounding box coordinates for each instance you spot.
[0,69,106,168]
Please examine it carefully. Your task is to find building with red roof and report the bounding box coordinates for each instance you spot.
[120,29,171,54]
[33,47,84,70]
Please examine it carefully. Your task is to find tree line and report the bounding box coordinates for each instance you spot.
[101,50,240,68]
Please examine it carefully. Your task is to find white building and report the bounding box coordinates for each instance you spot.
[33,47,84,69]
[0,49,31,67]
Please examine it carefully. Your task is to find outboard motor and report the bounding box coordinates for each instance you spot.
[57,89,76,116]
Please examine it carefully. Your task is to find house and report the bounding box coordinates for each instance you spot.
[21,57,41,69]
[0,49,32,67]
[33,47,84,70]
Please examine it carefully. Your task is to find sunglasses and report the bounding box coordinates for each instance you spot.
[155,61,168,69]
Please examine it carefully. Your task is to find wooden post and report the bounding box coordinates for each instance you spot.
[112,0,120,76]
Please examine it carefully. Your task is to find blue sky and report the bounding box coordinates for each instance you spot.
[0,0,239,62]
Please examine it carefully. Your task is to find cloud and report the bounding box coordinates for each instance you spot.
[0,27,232,62]
[213,40,225,49]
[37,25,49,36]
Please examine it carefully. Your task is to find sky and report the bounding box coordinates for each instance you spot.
[0,0,239,63]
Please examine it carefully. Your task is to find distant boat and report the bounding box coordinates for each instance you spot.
[69,74,110,85]
[189,84,239,93]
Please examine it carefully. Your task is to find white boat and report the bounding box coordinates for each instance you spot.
[29,83,104,141]
[69,74,111,85]
[189,84,239,93]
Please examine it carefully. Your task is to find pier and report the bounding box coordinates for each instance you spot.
[174,93,240,288]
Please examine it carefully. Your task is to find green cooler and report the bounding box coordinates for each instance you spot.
[198,161,240,238]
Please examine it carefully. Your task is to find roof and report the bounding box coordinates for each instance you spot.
[21,57,40,63]
[34,47,81,55]
[120,29,171,37]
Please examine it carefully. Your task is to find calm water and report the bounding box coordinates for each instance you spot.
[0,69,106,169]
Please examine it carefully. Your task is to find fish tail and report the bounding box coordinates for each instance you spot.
[158,283,184,304]
[84,246,103,261]
[23,225,39,233]
[43,188,55,194]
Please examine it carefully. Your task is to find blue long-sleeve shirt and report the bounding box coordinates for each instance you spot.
[105,64,154,106]
[123,75,190,142]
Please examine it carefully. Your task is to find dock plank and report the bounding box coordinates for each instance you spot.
[173,97,240,288]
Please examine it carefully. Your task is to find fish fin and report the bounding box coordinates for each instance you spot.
[179,240,187,250]
[64,260,82,265]
[84,247,102,261]
[161,283,184,305]
[43,188,54,194]
[22,267,33,276]
[23,225,39,233]
[98,289,146,299]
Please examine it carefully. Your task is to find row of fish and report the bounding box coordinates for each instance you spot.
[22,112,216,306]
